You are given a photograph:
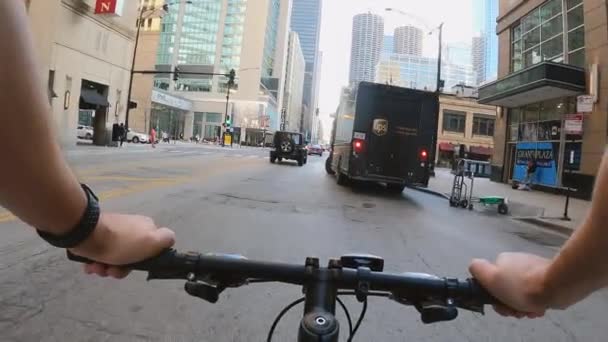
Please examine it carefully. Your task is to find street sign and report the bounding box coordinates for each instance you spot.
[94,0,124,16]
[564,114,584,135]
[577,95,594,113]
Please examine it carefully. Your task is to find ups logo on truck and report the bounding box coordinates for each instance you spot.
[372,119,388,136]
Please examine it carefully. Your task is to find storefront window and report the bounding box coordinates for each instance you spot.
[511,0,584,71]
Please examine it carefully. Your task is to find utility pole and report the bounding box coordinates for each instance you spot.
[436,22,444,93]
[124,1,192,132]
[124,6,145,132]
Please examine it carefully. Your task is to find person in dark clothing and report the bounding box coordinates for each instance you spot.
[522,159,537,190]
[118,123,126,147]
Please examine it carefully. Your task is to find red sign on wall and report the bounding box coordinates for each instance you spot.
[95,0,117,14]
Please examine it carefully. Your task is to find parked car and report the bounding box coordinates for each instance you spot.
[308,144,324,156]
[77,125,93,140]
[270,131,307,166]
[126,129,149,144]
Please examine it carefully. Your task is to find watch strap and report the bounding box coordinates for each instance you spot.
[37,184,100,248]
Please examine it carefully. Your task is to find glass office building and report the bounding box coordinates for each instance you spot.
[473,0,499,83]
[156,0,222,92]
[376,53,476,91]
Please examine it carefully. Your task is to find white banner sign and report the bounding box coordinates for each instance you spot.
[564,114,584,135]
[151,90,193,111]
[577,95,594,113]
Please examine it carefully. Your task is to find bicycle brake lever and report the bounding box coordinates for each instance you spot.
[415,302,459,324]
[185,281,224,303]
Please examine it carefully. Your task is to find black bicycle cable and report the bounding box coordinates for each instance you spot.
[266,297,305,342]
[347,298,368,342]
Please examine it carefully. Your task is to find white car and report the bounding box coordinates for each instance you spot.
[77,125,93,140]
[127,129,149,144]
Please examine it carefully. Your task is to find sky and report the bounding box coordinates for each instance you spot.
[317,0,474,141]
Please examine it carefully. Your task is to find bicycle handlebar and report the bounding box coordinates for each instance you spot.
[67,249,496,313]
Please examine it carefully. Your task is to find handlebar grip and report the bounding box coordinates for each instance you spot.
[466,278,497,305]
[66,248,179,271]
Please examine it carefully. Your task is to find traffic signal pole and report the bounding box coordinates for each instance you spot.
[221,69,236,147]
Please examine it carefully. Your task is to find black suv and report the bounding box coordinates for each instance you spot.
[270,131,307,166]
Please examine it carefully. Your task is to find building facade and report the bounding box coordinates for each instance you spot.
[473,0,499,83]
[394,25,423,56]
[147,0,292,144]
[383,35,395,53]
[282,32,305,132]
[445,42,473,67]
[436,94,497,166]
[349,13,384,86]
[479,0,601,199]
[27,0,139,147]
[375,53,476,91]
[290,0,322,140]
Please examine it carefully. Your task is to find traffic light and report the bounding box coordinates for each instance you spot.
[173,66,180,82]
[225,115,231,128]
[227,69,236,87]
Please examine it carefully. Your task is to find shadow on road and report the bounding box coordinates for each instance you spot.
[348,181,423,208]
[272,161,303,167]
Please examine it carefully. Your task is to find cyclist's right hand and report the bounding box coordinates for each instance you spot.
[69,213,175,279]
[469,252,551,319]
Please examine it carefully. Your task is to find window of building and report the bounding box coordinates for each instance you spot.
[204,113,222,123]
[473,116,495,136]
[443,111,466,133]
[511,0,584,71]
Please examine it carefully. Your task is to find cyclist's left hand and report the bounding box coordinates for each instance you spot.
[69,213,175,279]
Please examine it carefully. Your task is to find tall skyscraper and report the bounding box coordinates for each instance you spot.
[290,0,322,138]
[472,35,486,85]
[394,25,423,56]
[472,0,498,83]
[282,31,306,132]
[349,12,384,86]
[152,0,292,140]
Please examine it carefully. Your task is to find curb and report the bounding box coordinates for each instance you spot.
[407,186,450,200]
[513,217,574,237]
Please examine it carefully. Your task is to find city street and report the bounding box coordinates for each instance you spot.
[1,144,606,341]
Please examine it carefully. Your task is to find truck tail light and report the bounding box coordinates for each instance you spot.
[353,139,365,154]
[420,149,428,162]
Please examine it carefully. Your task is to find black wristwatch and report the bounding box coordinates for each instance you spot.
[37,184,100,248]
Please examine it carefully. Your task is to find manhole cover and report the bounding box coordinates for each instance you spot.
[362,202,376,209]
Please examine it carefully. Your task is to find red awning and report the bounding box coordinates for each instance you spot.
[469,146,493,156]
[438,142,455,152]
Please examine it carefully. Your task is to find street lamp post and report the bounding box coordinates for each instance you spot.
[124,1,192,132]
[385,8,444,92]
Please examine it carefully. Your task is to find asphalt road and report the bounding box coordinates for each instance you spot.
[1,143,606,341]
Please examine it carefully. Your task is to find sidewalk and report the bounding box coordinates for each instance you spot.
[425,168,590,233]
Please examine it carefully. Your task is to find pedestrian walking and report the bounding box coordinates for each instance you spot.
[118,123,126,147]
[150,127,157,148]
[162,131,168,143]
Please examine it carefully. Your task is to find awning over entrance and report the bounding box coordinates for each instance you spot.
[438,142,455,152]
[469,146,493,156]
[478,62,585,108]
[80,88,109,107]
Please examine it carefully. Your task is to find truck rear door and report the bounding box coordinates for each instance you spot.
[361,86,429,179]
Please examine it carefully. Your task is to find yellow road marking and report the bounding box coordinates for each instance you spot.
[0,158,261,225]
